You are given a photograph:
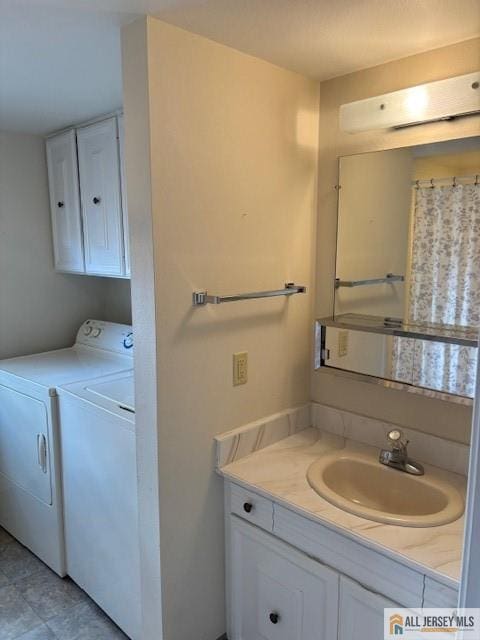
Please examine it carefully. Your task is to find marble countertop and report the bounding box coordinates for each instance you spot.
[219,427,466,589]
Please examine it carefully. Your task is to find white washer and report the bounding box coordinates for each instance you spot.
[0,320,134,575]
[58,372,140,640]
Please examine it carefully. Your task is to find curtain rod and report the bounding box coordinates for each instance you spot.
[412,174,479,188]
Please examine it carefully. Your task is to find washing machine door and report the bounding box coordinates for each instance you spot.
[0,385,52,505]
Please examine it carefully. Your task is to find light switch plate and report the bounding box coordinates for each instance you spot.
[338,331,349,357]
[233,352,248,386]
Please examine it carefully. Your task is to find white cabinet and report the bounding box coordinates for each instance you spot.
[76,117,124,277]
[230,482,274,531]
[46,115,130,278]
[338,576,398,640]
[46,130,84,273]
[423,577,459,608]
[230,517,338,640]
[117,115,131,277]
[225,482,456,640]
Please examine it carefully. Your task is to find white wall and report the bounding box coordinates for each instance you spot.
[103,278,132,325]
[0,130,131,359]
[122,18,163,640]
[123,17,319,640]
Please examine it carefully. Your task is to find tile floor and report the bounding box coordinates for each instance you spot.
[0,527,127,640]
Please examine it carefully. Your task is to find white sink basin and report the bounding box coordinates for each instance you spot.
[307,449,464,527]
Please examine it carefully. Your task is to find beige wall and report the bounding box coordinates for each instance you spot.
[123,16,319,640]
[0,131,119,358]
[335,149,412,318]
[313,38,480,445]
[414,150,480,179]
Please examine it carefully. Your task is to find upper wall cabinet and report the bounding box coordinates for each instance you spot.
[46,130,84,274]
[77,118,124,277]
[46,115,130,279]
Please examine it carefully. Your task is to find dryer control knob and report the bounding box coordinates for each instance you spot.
[123,333,133,349]
[83,326,93,336]
[92,328,102,338]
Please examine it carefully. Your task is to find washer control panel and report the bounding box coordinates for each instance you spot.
[76,320,134,355]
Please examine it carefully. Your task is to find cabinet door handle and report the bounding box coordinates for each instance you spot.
[37,434,47,473]
[93,196,101,205]
[269,612,279,624]
[243,502,253,513]
[57,201,64,208]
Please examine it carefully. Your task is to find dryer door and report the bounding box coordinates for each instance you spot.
[0,386,52,505]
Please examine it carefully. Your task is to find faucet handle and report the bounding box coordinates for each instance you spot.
[387,429,408,448]
[387,429,402,442]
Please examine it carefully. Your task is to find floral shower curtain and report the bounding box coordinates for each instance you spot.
[392,183,480,396]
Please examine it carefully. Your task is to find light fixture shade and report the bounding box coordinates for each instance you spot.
[340,71,480,133]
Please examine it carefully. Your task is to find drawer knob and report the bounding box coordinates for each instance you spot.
[57,201,64,208]
[93,196,101,205]
[269,612,279,624]
[243,502,253,513]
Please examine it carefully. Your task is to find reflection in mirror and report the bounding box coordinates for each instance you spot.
[324,136,480,400]
[319,325,476,402]
[324,327,414,384]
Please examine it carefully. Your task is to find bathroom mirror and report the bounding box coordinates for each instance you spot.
[318,135,480,401]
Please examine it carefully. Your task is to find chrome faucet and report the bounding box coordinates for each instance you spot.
[379,429,424,476]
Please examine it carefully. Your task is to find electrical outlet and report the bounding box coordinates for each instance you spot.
[338,331,349,358]
[233,352,248,386]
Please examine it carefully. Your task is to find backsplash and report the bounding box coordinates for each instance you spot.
[215,402,470,477]
[215,404,310,467]
[312,403,470,477]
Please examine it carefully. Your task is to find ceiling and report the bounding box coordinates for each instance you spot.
[1,0,479,134]
[0,5,134,134]
[155,0,480,79]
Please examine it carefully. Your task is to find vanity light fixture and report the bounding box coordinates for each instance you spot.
[340,71,480,133]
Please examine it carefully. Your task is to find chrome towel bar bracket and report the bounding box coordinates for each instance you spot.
[192,282,306,306]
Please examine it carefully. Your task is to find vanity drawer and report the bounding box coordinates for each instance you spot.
[273,504,424,608]
[423,577,459,607]
[229,483,274,532]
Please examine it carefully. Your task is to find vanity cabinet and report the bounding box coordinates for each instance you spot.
[338,576,396,639]
[46,115,130,278]
[230,517,338,640]
[230,482,274,531]
[225,481,459,640]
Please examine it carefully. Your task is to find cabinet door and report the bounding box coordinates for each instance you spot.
[338,575,398,640]
[230,517,338,640]
[117,115,130,277]
[46,130,84,273]
[77,117,124,276]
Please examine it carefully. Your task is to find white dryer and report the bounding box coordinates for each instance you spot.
[58,371,140,640]
[0,320,134,575]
